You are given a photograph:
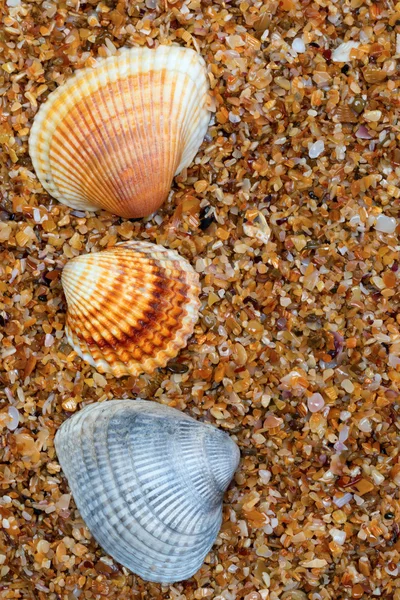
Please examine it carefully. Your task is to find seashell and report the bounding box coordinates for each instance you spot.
[331,41,360,63]
[29,46,211,218]
[61,241,200,377]
[243,209,271,244]
[54,399,240,583]
[332,105,359,123]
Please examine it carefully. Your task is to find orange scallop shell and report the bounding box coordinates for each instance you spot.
[29,46,211,218]
[61,241,201,377]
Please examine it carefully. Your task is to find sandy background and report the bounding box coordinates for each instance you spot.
[1,0,400,599]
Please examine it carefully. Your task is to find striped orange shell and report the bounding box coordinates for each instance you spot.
[61,241,201,377]
[29,46,211,218]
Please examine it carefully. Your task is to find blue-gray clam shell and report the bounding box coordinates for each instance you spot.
[55,399,240,584]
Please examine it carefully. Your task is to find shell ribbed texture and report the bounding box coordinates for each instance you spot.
[61,241,201,377]
[29,45,211,218]
[54,400,240,583]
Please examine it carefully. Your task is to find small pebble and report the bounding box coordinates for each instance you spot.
[355,125,372,139]
[363,110,382,122]
[37,539,50,554]
[301,558,328,568]
[292,38,305,53]
[330,528,346,546]
[276,317,287,331]
[341,379,354,393]
[307,393,325,413]
[333,493,353,508]
[199,206,216,231]
[338,425,349,443]
[352,584,364,599]
[259,469,271,484]
[375,214,397,234]
[308,140,324,158]
[358,417,372,433]
[351,96,366,114]
[264,414,283,430]
[7,406,19,431]
[44,333,55,347]
[229,112,241,123]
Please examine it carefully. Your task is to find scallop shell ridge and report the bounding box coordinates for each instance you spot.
[29,45,211,218]
[61,241,201,377]
[54,400,240,583]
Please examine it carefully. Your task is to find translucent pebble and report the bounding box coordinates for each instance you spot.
[334,441,347,453]
[226,35,245,49]
[259,469,271,484]
[7,406,20,431]
[330,528,346,545]
[358,417,372,433]
[307,393,325,413]
[371,468,385,485]
[338,425,349,443]
[37,540,50,554]
[256,544,272,558]
[308,140,324,159]
[363,110,381,122]
[44,333,55,347]
[292,38,306,53]
[355,125,372,139]
[229,112,241,123]
[333,492,352,507]
[341,379,354,393]
[56,494,71,511]
[375,214,397,234]
[340,410,351,421]
[389,354,400,368]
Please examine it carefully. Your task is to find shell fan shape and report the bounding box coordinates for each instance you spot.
[55,400,240,583]
[61,241,200,377]
[29,45,211,218]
